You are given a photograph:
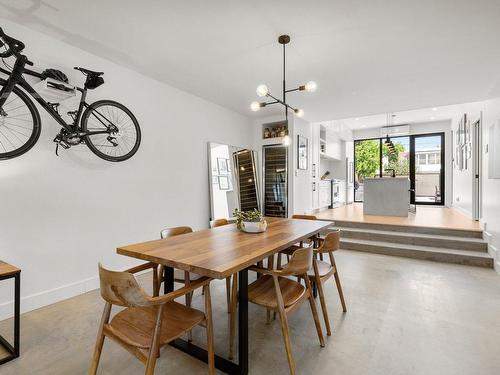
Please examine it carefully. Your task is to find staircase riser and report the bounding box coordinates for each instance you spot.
[340,231,488,252]
[332,221,483,238]
[341,241,493,268]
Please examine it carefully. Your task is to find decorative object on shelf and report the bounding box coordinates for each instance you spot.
[312,163,317,178]
[321,171,330,180]
[250,34,317,138]
[233,208,267,233]
[297,135,308,170]
[218,175,230,190]
[262,120,288,140]
[217,157,228,175]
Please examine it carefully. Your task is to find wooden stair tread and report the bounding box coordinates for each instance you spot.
[335,227,487,244]
[340,238,493,258]
[0,261,20,277]
[248,275,306,309]
[108,301,205,348]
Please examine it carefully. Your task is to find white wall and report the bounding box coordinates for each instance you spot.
[292,117,313,214]
[353,121,453,206]
[478,98,500,272]
[0,19,253,319]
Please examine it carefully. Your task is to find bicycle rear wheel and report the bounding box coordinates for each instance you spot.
[0,80,41,160]
[81,100,141,162]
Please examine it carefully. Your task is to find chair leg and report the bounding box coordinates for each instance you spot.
[89,302,112,375]
[313,260,331,336]
[304,275,325,347]
[184,271,194,342]
[331,257,347,312]
[204,284,215,375]
[152,264,159,297]
[145,305,164,375]
[226,276,232,313]
[228,273,238,360]
[155,265,164,296]
[273,276,296,375]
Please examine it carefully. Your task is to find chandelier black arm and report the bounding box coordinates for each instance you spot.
[266,92,298,112]
[285,87,301,93]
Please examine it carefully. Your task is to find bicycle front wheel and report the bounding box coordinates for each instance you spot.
[0,80,41,160]
[81,100,141,162]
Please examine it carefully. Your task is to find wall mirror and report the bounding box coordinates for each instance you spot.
[208,142,261,223]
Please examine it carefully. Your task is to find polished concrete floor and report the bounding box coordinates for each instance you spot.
[1,250,499,375]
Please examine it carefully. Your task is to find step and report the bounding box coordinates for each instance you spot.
[337,227,488,252]
[340,238,494,268]
[330,220,483,238]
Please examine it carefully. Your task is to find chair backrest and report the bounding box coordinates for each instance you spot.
[317,229,340,253]
[98,264,152,307]
[160,226,193,239]
[213,218,229,227]
[291,214,318,220]
[280,246,313,276]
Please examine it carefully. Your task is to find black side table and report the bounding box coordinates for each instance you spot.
[0,262,20,365]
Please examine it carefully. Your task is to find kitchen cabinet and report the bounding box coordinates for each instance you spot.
[318,180,332,208]
[319,124,342,160]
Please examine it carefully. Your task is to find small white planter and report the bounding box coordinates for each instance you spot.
[241,220,268,233]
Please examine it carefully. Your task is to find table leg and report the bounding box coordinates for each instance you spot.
[237,268,249,374]
[164,266,174,294]
[14,273,20,357]
[168,268,249,375]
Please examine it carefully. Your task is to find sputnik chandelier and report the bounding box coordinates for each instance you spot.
[250,35,317,121]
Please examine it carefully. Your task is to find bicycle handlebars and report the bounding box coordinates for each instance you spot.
[0,27,32,65]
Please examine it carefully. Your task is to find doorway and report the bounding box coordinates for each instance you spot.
[410,133,445,205]
[354,132,445,205]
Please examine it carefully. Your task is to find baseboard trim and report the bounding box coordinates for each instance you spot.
[452,204,473,219]
[0,266,152,321]
[487,243,500,273]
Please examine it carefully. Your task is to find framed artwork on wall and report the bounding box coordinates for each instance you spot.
[217,157,228,175]
[218,176,230,190]
[297,135,308,170]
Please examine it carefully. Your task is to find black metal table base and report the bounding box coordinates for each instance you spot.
[164,267,248,375]
[0,272,20,365]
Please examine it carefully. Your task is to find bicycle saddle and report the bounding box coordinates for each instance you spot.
[74,67,104,76]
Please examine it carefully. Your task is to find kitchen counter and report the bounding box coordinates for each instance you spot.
[363,177,410,217]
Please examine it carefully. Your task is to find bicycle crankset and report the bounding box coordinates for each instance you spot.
[53,129,82,156]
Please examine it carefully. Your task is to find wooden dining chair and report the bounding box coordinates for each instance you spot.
[156,226,197,299]
[277,214,322,269]
[229,246,325,374]
[305,229,347,336]
[89,264,215,375]
[212,218,234,313]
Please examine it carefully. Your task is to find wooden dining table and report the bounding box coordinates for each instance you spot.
[117,216,331,375]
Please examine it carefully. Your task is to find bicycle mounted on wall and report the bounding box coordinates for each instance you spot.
[0,27,141,162]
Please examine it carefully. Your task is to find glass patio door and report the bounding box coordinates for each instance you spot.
[410,133,445,205]
[354,139,381,202]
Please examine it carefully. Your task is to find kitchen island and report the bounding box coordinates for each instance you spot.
[363,177,410,217]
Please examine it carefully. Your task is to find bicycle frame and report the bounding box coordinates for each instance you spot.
[0,55,111,137]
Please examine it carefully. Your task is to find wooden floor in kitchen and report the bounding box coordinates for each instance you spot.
[315,203,482,232]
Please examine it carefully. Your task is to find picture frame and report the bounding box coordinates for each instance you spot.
[217,157,228,175]
[218,175,230,190]
[297,135,308,170]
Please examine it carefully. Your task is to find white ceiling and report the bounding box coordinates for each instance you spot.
[2,0,500,122]
[332,101,484,131]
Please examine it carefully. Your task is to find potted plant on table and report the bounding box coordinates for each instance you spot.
[233,208,267,233]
